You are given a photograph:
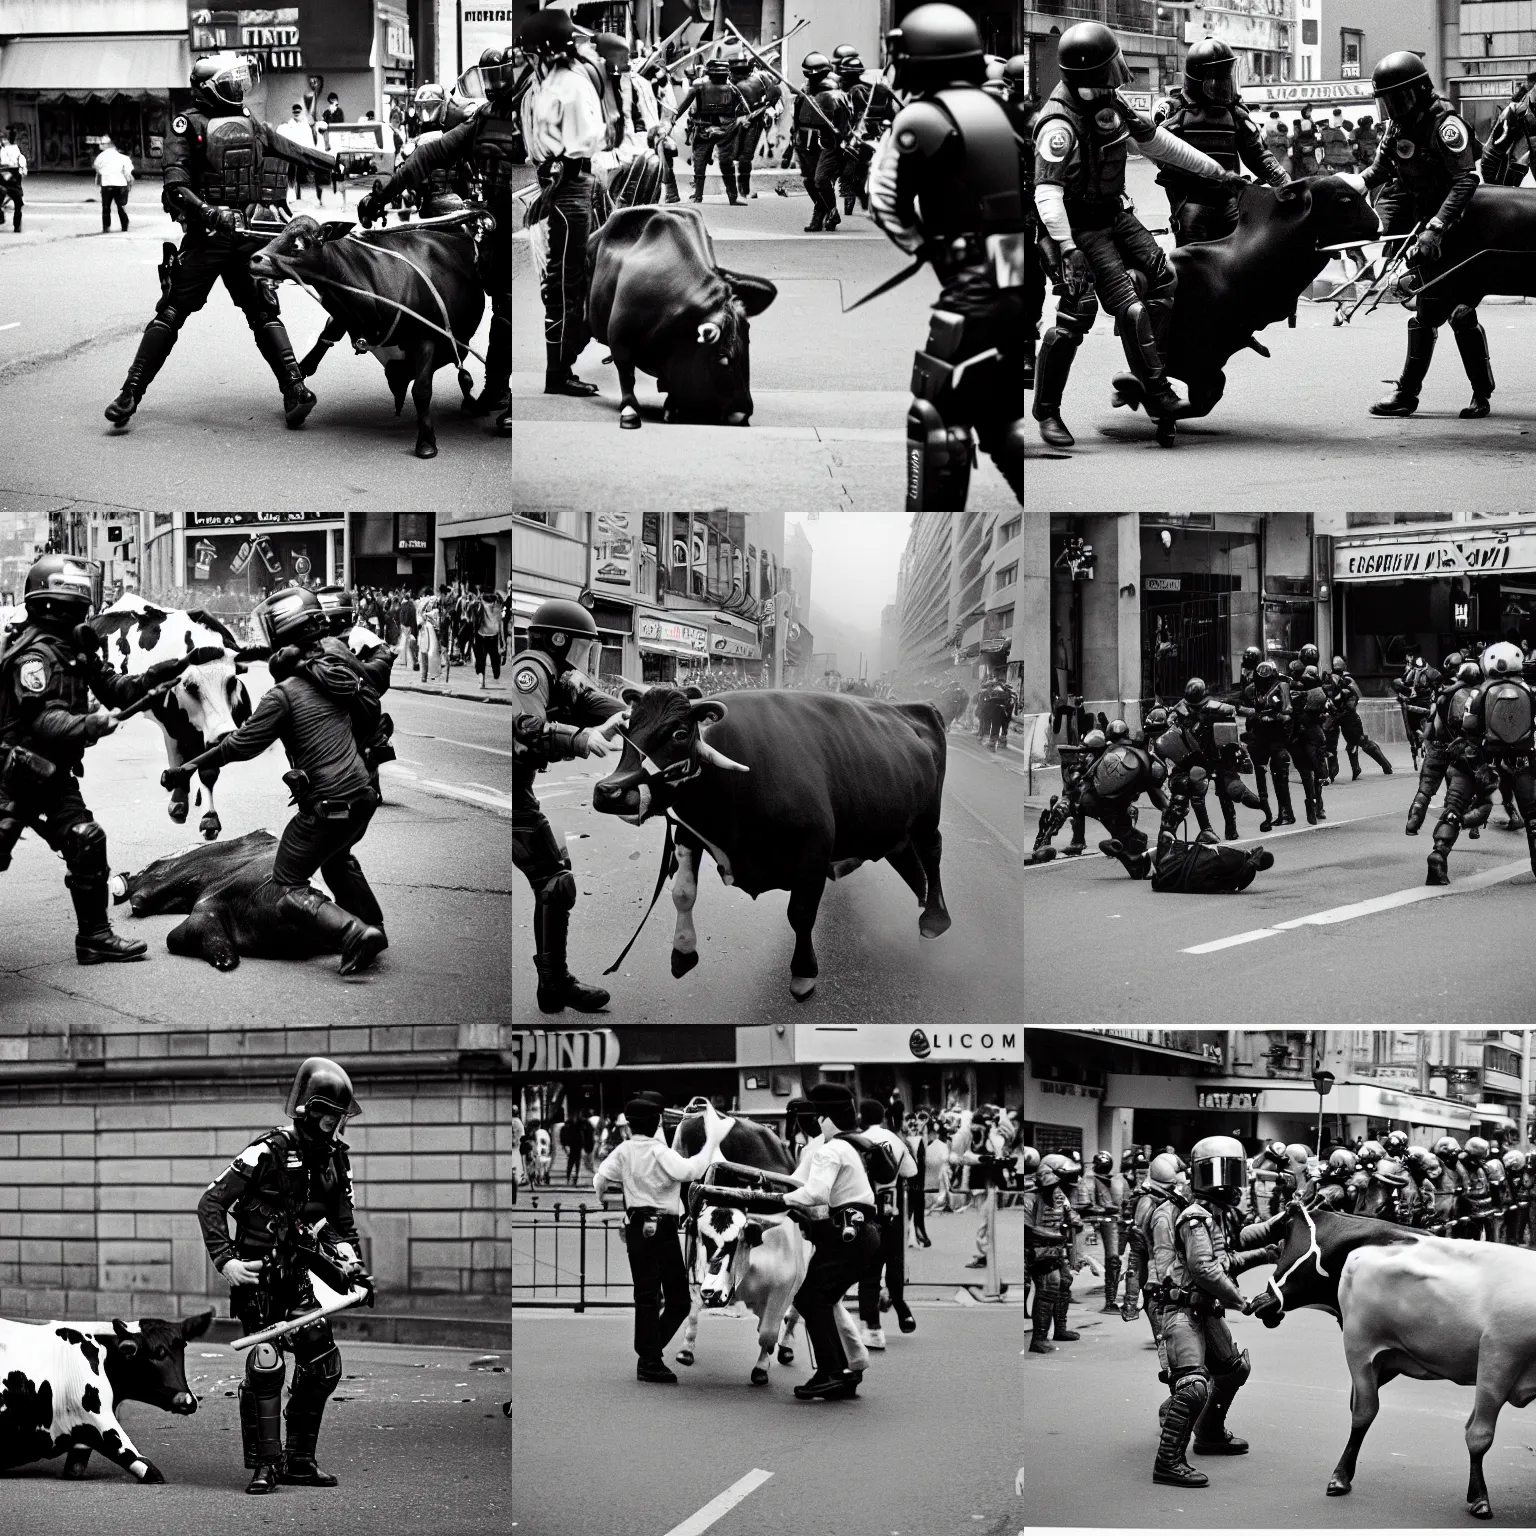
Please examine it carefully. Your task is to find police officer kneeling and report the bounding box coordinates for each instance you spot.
[163,588,387,975]
[0,554,220,962]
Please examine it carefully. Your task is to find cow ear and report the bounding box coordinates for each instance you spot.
[621,685,647,706]
[718,267,778,317]
[112,1319,139,1357]
[181,1309,214,1341]
[683,684,705,700]
[744,1222,764,1248]
[691,700,726,727]
[1274,182,1310,213]
[320,220,356,243]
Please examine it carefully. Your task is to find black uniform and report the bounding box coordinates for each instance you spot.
[1159,694,1264,843]
[0,620,183,959]
[1406,671,1465,833]
[838,75,898,212]
[1325,665,1393,778]
[791,70,851,230]
[1286,667,1331,822]
[675,72,749,203]
[1480,85,1536,186]
[1291,111,1318,174]
[1153,88,1288,245]
[730,66,782,197]
[1239,673,1295,825]
[105,107,331,425]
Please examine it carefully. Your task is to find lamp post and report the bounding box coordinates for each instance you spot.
[1313,1066,1335,1152]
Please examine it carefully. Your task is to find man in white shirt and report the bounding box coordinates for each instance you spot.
[595,1095,727,1382]
[93,134,135,232]
[277,104,323,203]
[0,129,26,232]
[856,1098,920,1346]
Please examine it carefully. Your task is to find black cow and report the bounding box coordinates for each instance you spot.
[250,214,488,458]
[587,204,777,429]
[592,687,951,1000]
[1112,176,1381,439]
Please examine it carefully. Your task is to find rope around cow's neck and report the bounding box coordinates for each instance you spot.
[343,232,467,374]
[1267,1199,1327,1311]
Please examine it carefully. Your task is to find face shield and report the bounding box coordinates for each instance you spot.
[47,558,104,616]
[201,54,251,110]
[1200,63,1237,106]
[564,636,603,680]
[1069,52,1132,104]
[1376,82,1425,125]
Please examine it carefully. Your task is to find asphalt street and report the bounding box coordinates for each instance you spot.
[1024,160,1536,513]
[1025,738,1536,1022]
[0,176,503,516]
[511,1300,1020,1536]
[1024,1260,1536,1529]
[2,1341,510,1536]
[0,667,511,1025]
[511,176,1021,512]
[512,726,1024,1023]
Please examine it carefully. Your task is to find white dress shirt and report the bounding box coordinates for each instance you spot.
[593,1131,717,1214]
[520,61,605,162]
[861,1124,918,1186]
[93,147,134,187]
[786,1134,875,1210]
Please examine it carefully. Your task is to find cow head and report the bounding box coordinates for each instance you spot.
[697,1205,767,1308]
[249,216,356,282]
[1249,175,1381,253]
[102,1311,214,1414]
[662,269,777,426]
[591,685,749,824]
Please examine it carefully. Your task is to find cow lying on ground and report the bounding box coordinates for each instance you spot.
[91,595,254,840]
[250,214,488,459]
[587,204,777,429]
[593,686,951,1000]
[0,1310,212,1482]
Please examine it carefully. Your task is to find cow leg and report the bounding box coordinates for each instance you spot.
[1465,1368,1513,1519]
[786,867,826,999]
[670,841,701,977]
[197,767,221,839]
[777,1306,798,1366]
[384,357,412,416]
[1327,1349,1390,1496]
[675,1280,703,1367]
[61,1446,92,1478]
[69,1419,164,1483]
[164,737,190,824]
[883,837,928,904]
[169,909,240,971]
[411,351,438,459]
[911,816,951,939]
[300,314,348,378]
[615,355,642,430]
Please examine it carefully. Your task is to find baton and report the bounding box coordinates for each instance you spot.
[725,22,842,139]
[231,1284,371,1351]
[107,677,181,726]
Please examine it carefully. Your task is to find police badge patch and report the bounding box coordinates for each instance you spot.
[18,658,47,692]
[172,115,188,134]
[1039,125,1073,163]
[1440,118,1469,152]
[515,668,540,694]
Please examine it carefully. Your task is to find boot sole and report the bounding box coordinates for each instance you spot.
[339,929,388,976]
[1153,1470,1210,1487]
[77,948,147,964]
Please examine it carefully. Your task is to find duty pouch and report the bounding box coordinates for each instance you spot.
[282,768,311,806]
[910,349,952,403]
[1212,721,1241,751]
[986,230,1026,290]
[158,241,180,302]
[312,798,357,821]
[0,744,56,795]
[836,1208,866,1244]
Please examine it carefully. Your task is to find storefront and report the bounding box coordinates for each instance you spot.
[141,512,345,611]
[1239,79,1377,137]
[635,610,709,685]
[707,611,762,681]
[1197,1079,1476,1151]
[440,515,510,592]
[350,511,434,591]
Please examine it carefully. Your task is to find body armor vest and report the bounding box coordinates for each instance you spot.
[694,80,740,126]
[1089,743,1148,801]
[473,113,519,199]
[1462,1161,1493,1212]
[795,81,834,135]
[412,128,455,196]
[1034,85,1133,209]
[197,113,263,208]
[1482,680,1535,752]
[0,626,91,749]
[1384,101,1465,198]
[1159,98,1242,203]
[894,88,1026,249]
[735,73,767,111]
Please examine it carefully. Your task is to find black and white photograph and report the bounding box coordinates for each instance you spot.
[509,1024,1024,1535]
[1023,3,1536,510]
[1023,1027,1536,1530]
[511,1,1025,513]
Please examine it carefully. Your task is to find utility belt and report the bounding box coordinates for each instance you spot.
[1161,1280,1222,1316]
[284,768,376,820]
[828,1202,878,1242]
[538,156,592,181]
[626,1206,677,1241]
[0,742,58,797]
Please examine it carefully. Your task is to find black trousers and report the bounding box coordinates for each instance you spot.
[794,1219,881,1376]
[795,138,837,219]
[537,164,592,364]
[857,1207,907,1325]
[907,1177,928,1242]
[273,797,378,919]
[626,1211,690,1362]
[158,232,283,330]
[473,634,501,679]
[100,186,130,230]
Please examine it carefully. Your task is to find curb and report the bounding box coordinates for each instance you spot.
[390,679,513,707]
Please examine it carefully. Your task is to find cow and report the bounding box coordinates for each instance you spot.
[592,687,951,1000]
[249,214,488,459]
[1248,1199,1536,1521]
[1110,176,1382,442]
[109,829,369,972]
[0,1310,213,1482]
[586,204,777,429]
[91,594,254,840]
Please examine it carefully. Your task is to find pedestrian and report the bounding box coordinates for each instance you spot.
[1321,108,1357,177]
[92,133,134,232]
[855,1098,918,1346]
[321,92,346,193]
[594,1097,727,1382]
[278,103,323,203]
[0,127,26,232]
[197,1057,373,1494]
[1263,111,1290,166]
[510,1110,525,1204]
[415,587,442,682]
[906,1116,931,1247]
[1291,102,1318,175]
[396,588,419,671]
[161,588,388,975]
[1351,111,1379,168]
[475,587,505,686]
[560,1117,582,1183]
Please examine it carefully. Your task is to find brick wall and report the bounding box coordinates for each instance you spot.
[0,1063,514,1322]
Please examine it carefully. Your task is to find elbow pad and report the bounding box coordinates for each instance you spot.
[1033,183,1073,246]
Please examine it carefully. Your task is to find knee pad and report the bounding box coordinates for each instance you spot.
[244,281,282,328]
[539,859,577,911]
[152,298,193,330]
[60,820,108,879]
[246,1341,285,1396]
[1450,305,1480,333]
[1215,1347,1251,1387]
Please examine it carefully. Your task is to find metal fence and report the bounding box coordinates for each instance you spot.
[510,1204,634,1311]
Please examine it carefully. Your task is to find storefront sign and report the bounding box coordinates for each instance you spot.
[1459,77,1526,100]
[459,2,514,71]
[710,633,760,659]
[592,512,637,597]
[795,1026,1021,1063]
[638,613,708,655]
[189,8,304,74]
[396,512,431,552]
[185,530,326,593]
[1336,528,1536,581]
[1037,1079,1102,1100]
[1242,80,1374,108]
[188,511,336,527]
[507,1029,621,1073]
[1198,1088,1260,1110]
[1144,577,1182,592]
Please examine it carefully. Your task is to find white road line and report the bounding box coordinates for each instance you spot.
[950,794,1021,858]
[380,764,418,779]
[1182,858,1531,954]
[394,695,509,718]
[420,778,512,814]
[428,735,511,757]
[660,1470,774,1536]
[463,781,508,796]
[0,322,18,332]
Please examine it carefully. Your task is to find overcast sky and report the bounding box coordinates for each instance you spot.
[788,513,912,632]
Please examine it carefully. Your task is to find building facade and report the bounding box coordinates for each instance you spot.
[1023,1,1182,101]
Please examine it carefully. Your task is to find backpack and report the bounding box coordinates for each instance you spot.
[839,1132,902,1188]
[1483,680,1535,752]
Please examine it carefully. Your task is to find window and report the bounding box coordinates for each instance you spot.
[999,516,1022,546]
[1302,54,1313,81]
[514,510,551,526]
[1341,28,1362,78]
[1302,18,1318,45]
[995,562,1018,591]
[993,605,1014,632]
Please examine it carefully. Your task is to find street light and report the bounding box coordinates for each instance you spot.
[1312,1066,1335,1152]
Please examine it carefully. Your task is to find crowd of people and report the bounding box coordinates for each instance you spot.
[351,584,509,687]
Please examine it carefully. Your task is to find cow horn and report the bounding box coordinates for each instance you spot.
[697,321,722,346]
[697,739,750,773]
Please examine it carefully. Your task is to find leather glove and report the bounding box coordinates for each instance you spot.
[72,624,102,656]
[1218,171,1248,192]
[1062,246,1092,295]
[1413,224,1443,266]
[161,765,194,792]
[206,205,241,237]
[355,191,385,228]
[575,728,611,759]
[82,709,117,742]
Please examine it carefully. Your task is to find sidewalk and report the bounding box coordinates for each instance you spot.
[389,661,513,707]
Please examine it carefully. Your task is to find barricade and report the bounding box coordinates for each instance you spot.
[509,1203,634,1311]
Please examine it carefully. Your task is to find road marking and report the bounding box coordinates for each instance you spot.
[1182,858,1531,954]
[661,1470,774,1536]
[949,793,1020,858]
[0,322,18,332]
[463,781,508,796]
[427,735,511,758]
[395,695,510,719]
[381,764,418,779]
[420,778,512,815]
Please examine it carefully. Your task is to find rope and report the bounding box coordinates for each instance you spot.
[345,231,469,374]
[283,266,488,366]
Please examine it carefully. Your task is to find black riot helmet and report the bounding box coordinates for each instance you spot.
[594,33,631,76]
[1055,22,1132,100]
[1373,50,1434,125]
[728,52,753,79]
[1184,676,1209,706]
[885,4,986,93]
[1002,55,1026,101]
[836,53,866,79]
[1105,719,1131,742]
[1081,728,1107,753]
[254,587,327,650]
[1091,1150,1114,1176]
[1332,655,1347,672]
[1185,37,1237,106]
[832,44,860,64]
[705,56,730,80]
[1242,645,1263,671]
[1255,660,1279,682]
[517,11,576,63]
[1189,1135,1247,1202]
[528,597,601,676]
[1302,665,1322,683]
[1144,705,1169,730]
[802,51,833,81]
[1383,1130,1409,1158]
[1443,651,1464,673]
[1457,661,1484,686]
[285,1057,361,1146]
[315,585,355,638]
[23,553,103,627]
[190,52,250,113]
[1299,643,1320,667]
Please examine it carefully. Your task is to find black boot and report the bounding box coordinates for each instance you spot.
[1028,1288,1055,1353]
[739,166,752,198]
[1258,797,1275,833]
[1126,301,1186,419]
[467,319,512,413]
[1154,1374,1211,1488]
[722,163,740,205]
[689,176,705,203]
[1102,1254,1122,1312]
[1370,318,1436,416]
[1526,824,1536,878]
[1222,804,1240,842]
[246,1461,281,1495]
[1052,1281,1080,1341]
[281,1397,339,1486]
[533,899,610,1014]
[105,319,177,424]
[1032,328,1080,448]
[281,886,386,975]
[1364,738,1393,774]
[803,207,825,232]
[252,321,316,427]
[543,342,596,398]
[1274,773,1296,825]
[1193,1361,1250,1455]
[1426,826,1453,886]
[1452,311,1495,418]
[70,877,148,965]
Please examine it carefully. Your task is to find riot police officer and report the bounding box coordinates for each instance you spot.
[163,588,388,976]
[1430,1136,1463,1233]
[402,82,474,216]
[1288,661,1331,823]
[671,56,749,204]
[198,1057,374,1494]
[1326,656,1394,779]
[1503,1150,1529,1246]
[1355,1156,1409,1222]
[1030,23,1236,447]
[835,52,897,215]
[1025,1151,1080,1353]
[1406,655,1467,833]
[1164,677,1266,844]
[729,51,781,199]
[783,52,849,231]
[1132,1151,1187,1389]
[1342,53,1486,419]
[1240,661,1295,827]
[1149,1136,1285,1487]
[1086,1151,1130,1312]
[0,554,217,962]
[104,53,336,428]
[871,3,1024,508]
[1458,1136,1496,1239]
[512,599,625,1013]
[1309,1147,1358,1213]
[359,41,527,428]
[1154,39,1288,247]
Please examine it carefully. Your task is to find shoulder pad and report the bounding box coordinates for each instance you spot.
[1177,1201,1214,1227]
[1232,102,1256,126]
[892,99,956,157]
[1034,112,1078,165]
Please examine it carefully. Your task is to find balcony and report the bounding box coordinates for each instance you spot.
[1029,0,1160,30]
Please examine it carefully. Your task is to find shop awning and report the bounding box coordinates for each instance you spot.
[0,35,191,95]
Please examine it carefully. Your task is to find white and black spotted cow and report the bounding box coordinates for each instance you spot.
[0,1311,212,1482]
[92,595,258,839]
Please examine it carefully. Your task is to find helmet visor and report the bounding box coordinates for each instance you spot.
[1376,81,1426,123]
[566,636,603,681]
[1200,65,1236,105]
[1192,1154,1246,1194]
[200,56,250,109]
[42,559,103,615]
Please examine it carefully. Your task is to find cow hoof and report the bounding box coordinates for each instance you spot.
[1029,847,1057,864]
[620,408,641,430]
[199,814,220,840]
[674,1350,693,1367]
[919,910,952,940]
[670,948,698,978]
[62,1451,91,1479]
[750,1367,769,1386]
[168,801,189,824]
[141,1465,166,1484]
[777,1346,794,1366]
[1326,1477,1351,1497]
[726,412,749,426]
[1471,1501,1493,1521]
[415,440,438,460]
[789,976,816,1000]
